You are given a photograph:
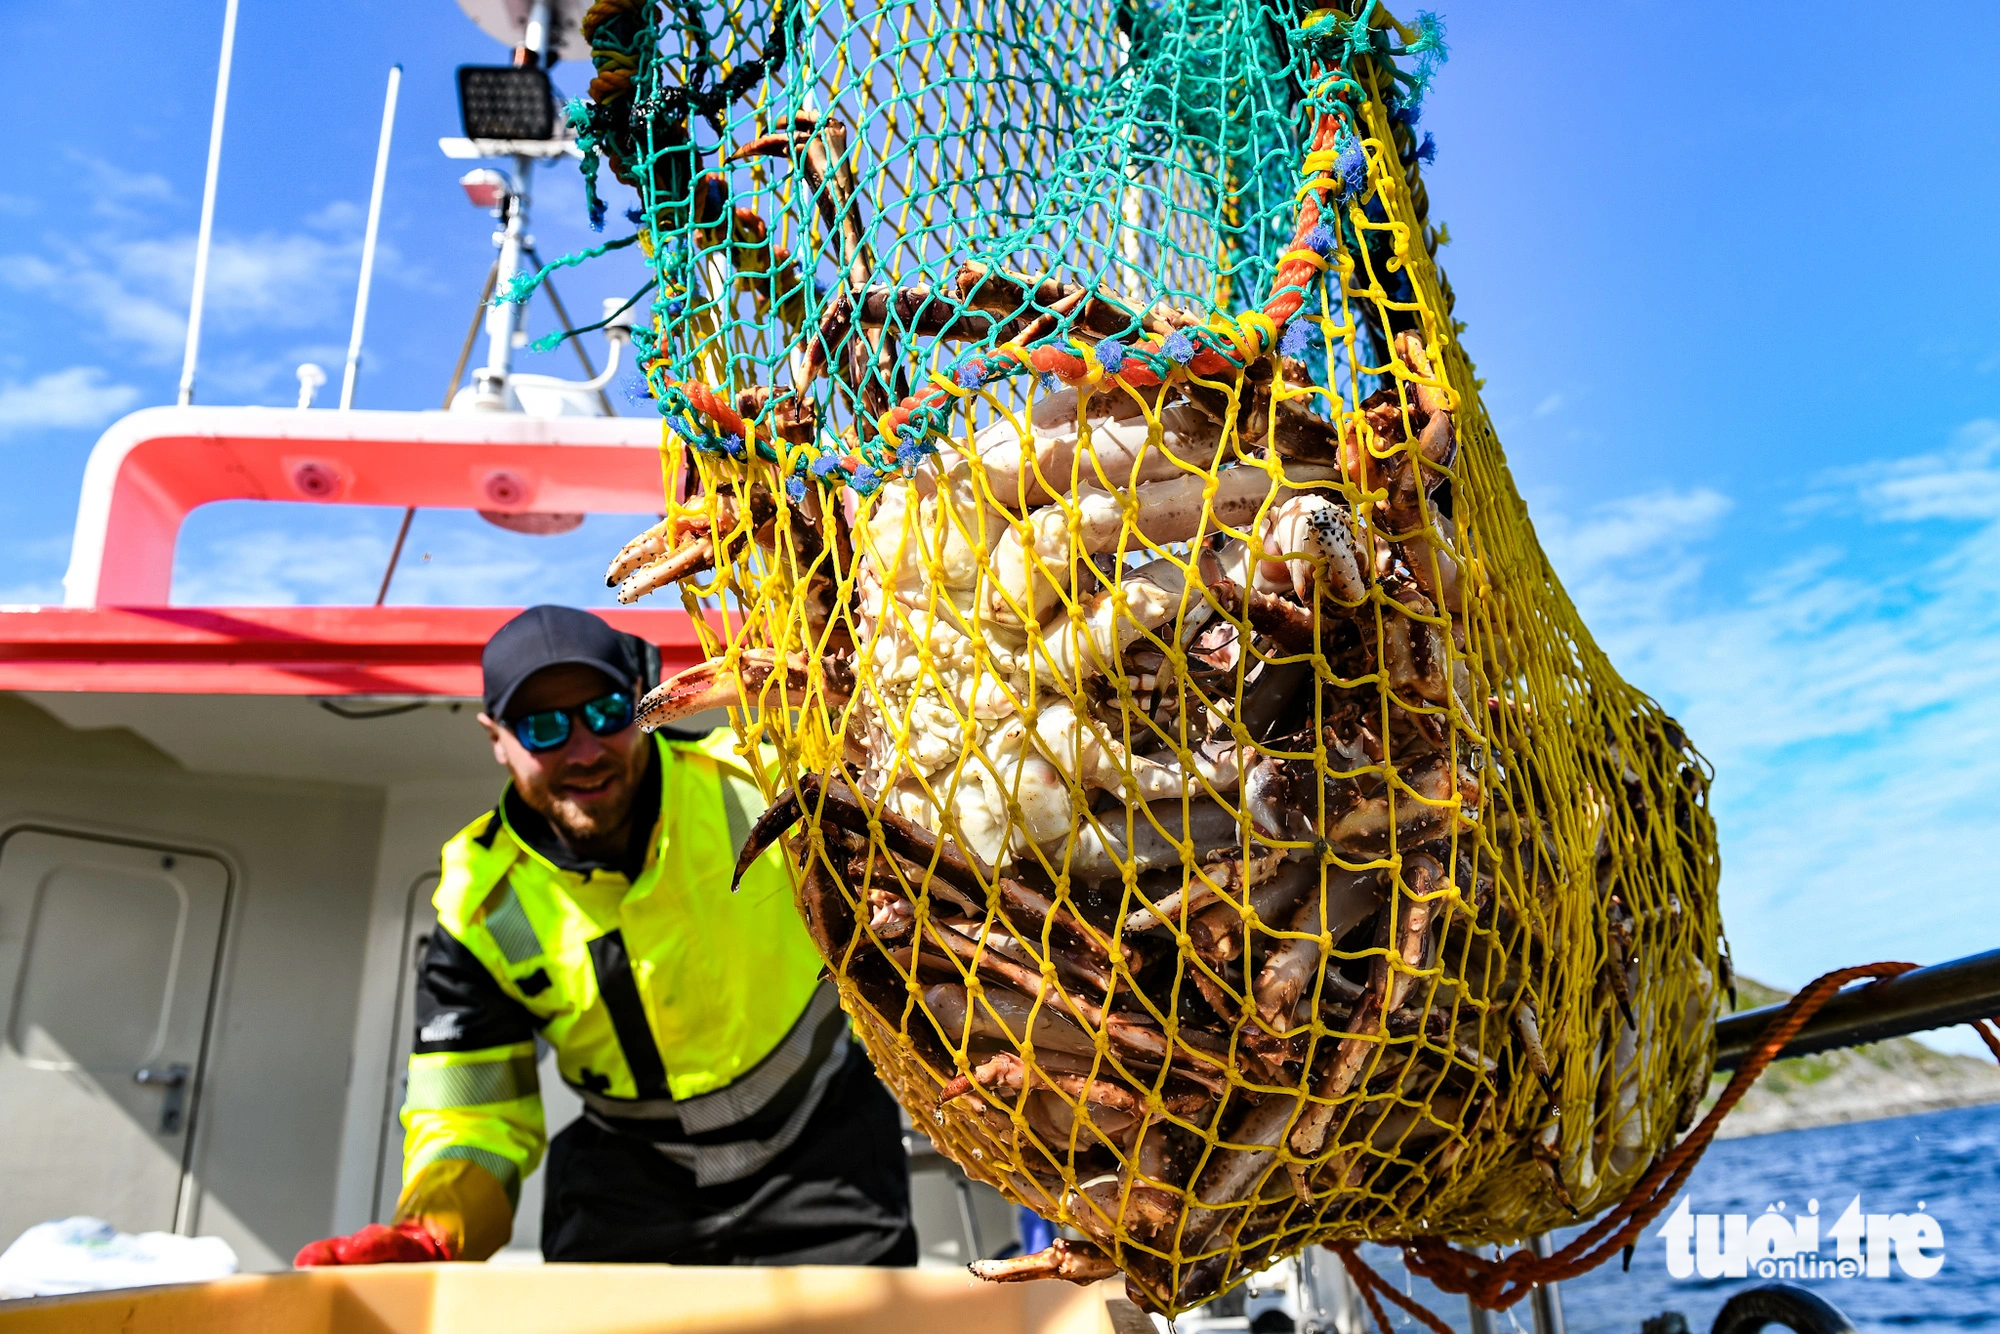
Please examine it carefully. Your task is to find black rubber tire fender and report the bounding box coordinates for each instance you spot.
[1710,1282,1860,1334]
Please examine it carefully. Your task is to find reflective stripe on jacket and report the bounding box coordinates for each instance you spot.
[400,729,834,1200]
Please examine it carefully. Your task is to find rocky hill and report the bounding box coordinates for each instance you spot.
[1709,977,2000,1139]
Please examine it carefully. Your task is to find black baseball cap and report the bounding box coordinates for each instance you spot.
[481,605,653,721]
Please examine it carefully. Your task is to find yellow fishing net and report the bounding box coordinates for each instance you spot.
[573,0,1724,1311]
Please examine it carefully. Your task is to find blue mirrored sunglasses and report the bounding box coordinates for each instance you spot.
[510,691,636,753]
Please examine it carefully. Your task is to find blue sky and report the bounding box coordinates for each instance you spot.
[4,2,1999,1047]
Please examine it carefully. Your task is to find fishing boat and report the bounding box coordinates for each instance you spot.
[1,4,1990,1333]
[0,0,1032,1287]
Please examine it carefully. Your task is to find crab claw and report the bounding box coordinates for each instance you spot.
[725,111,835,166]
[636,649,854,734]
[969,1238,1118,1286]
[610,522,718,604]
[606,517,675,585]
[731,787,804,892]
[1254,491,1369,605]
[611,484,785,604]
[725,131,805,164]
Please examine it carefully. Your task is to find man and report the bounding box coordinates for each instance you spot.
[297,605,914,1266]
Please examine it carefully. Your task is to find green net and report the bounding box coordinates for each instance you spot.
[564,0,1725,1314]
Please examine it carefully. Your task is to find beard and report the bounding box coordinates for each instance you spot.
[543,783,637,845]
[516,741,653,856]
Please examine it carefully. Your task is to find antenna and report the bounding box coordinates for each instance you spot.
[176,0,240,407]
[340,65,403,410]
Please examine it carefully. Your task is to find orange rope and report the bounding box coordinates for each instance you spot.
[1332,1242,1457,1334]
[1334,959,2000,1318]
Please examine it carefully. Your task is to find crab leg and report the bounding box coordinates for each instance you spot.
[1250,867,1384,1028]
[970,1238,1119,1285]
[1604,939,1638,1033]
[868,843,984,916]
[814,284,1000,353]
[966,388,1223,508]
[1286,856,1443,1164]
[922,982,1100,1060]
[1377,332,1457,529]
[1033,557,1214,683]
[995,877,1137,971]
[1394,515,1465,620]
[730,112,874,397]
[728,113,866,276]
[1185,856,1320,961]
[954,262,1199,341]
[1176,1091,1306,1262]
[734,384,821,446]
[895,931,1228,1095]
[1206,579,1327,656]
[1513,1001,1555,1098]
[729,770,993,896]
[989,464,1341,623]
[1122,848,1289,932]
[1024,700,1237,812]
[1065,797,1248,882]
[941,1051,1149,1118]
[1382,581,1453,706]
[1320,752,1473,857]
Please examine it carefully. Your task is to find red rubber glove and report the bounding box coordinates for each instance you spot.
[294,1220,454,1267]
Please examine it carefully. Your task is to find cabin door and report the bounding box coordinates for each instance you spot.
[0,830,229,1241]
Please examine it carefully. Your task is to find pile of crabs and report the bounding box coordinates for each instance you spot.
[611,312,1706,1312]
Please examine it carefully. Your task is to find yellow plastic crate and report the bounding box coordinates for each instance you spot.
[0,1264,1127,1334]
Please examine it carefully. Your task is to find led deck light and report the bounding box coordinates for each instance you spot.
[455,66,556,142]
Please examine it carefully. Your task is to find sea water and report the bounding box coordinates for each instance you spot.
[1353,1100,2000,1334]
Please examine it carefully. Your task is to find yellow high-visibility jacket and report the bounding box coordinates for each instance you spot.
[395,730,840,1258]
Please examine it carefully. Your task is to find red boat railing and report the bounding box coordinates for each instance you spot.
[1,405,702,695]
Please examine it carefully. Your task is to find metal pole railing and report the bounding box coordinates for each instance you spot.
[1527,1233,1565,1334]
[1714,948,2000,1070]
[340,64,403,410]
[176,0,240,407]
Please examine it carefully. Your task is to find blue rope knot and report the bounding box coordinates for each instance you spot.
[1279,320,1312,358]
[1096,339,1127,373]
[1336,140,1369,201]
[1162,329,1196,363]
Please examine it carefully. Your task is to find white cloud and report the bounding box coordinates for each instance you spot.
[0,366,142,438]
[68,152,174,222]
[1837,417,2000,523]
[0,155,404,373]
[169,508,647,609]
[1532,391,1565,418]
[1532,427,2000,1055]
[303,200,365,232]
[4,228,369,365]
